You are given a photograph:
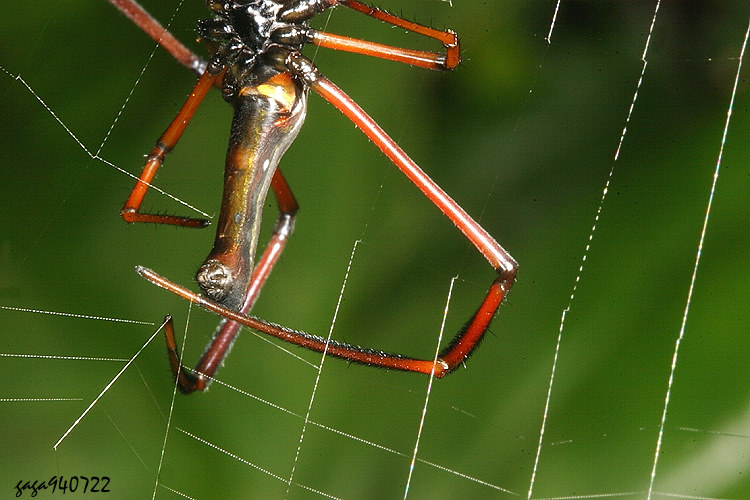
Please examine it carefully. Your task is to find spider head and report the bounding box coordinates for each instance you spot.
[198,1,313,99]
[198,1,309,71]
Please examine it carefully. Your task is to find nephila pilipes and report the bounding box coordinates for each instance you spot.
[109,0,517,393]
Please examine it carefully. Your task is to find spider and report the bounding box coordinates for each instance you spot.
[109,0,518,393]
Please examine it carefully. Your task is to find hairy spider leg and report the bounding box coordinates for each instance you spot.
[120,68,221,228]
[107,0,206,75]
[309,0,460,70]
[288,53,517,371]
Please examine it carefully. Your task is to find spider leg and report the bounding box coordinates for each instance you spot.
[315,0,459,70]
[139,266,451,377]
[120,69,223,228]
[107,0,206,75]
[239,169,299,314]
[306,30,458,71]
[286,52,518,374]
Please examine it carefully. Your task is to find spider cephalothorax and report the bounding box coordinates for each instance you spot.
[198,0,327,100]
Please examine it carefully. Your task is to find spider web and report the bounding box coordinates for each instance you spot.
[2,1,750,499]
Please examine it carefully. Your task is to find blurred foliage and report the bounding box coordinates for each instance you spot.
[1,1,749,498]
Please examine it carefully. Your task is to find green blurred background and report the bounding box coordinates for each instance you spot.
[1,1,749,498]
